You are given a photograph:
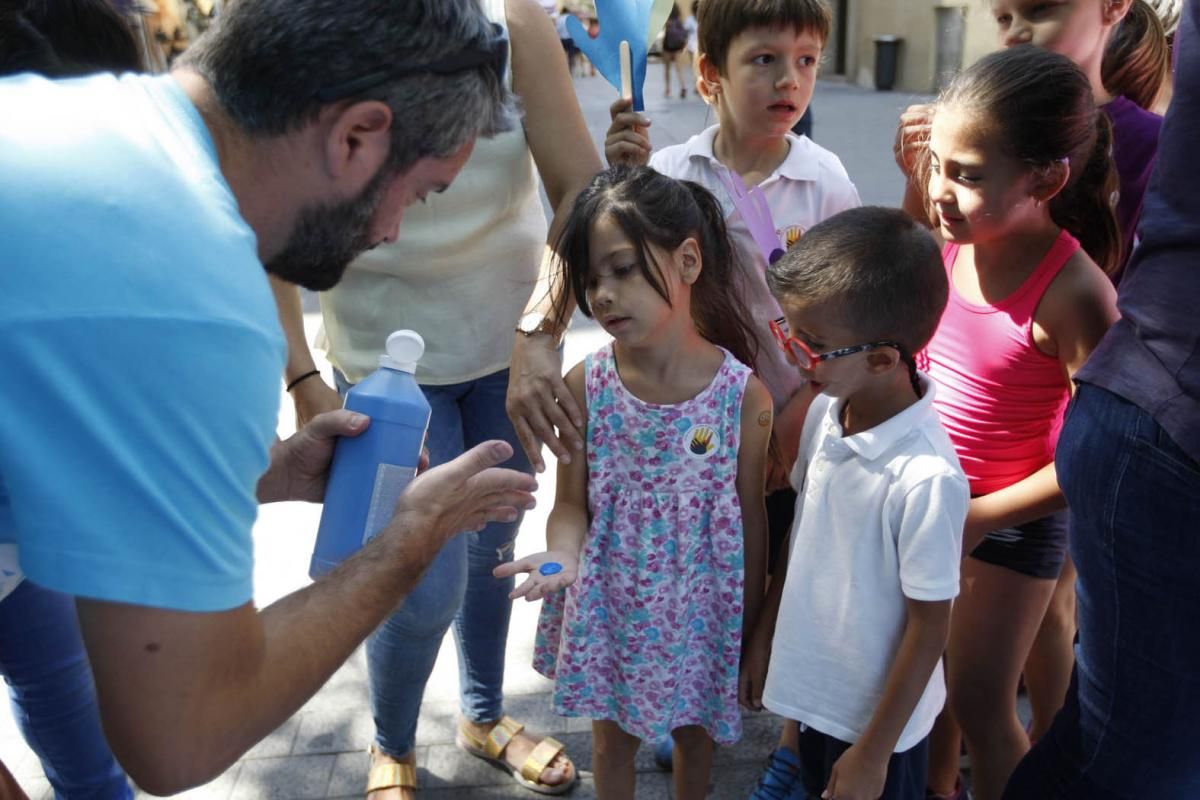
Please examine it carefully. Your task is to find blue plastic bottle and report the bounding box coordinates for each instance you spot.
[310,330,431,578]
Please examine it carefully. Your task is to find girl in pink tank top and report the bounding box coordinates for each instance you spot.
[917,47,1120,800]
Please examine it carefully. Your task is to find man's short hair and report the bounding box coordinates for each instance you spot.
[0,0,142,77]
[181,0,518,175]
[698,0,831,74]
[767,206,948,356]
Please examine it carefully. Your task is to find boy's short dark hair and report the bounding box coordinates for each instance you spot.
[698,0,831,73]
[767,207,948,355]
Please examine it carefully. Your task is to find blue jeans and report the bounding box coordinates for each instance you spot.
[0,581,132,800]
[1004,385,1200,798]
[797,727,927,800]
[334,368,531,758]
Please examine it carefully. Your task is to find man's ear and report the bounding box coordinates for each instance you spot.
[322,100,393,184]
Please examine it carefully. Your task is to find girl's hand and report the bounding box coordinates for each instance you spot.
[894,103,933,178]
[738,623,772,711]
[605,97,651,167]
[823,743,888,800]
[494,550,580,601]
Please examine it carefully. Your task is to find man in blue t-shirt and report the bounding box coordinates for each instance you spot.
[0,0,537,793]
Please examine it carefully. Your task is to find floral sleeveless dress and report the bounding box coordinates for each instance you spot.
[533,343,751,744]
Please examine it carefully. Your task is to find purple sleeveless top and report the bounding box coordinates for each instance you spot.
[1103,95,1162,280]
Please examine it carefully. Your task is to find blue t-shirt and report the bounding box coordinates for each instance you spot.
[0,73,285,611]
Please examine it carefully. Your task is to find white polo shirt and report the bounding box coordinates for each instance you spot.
[762,377,968,751]
[649,127,861,408]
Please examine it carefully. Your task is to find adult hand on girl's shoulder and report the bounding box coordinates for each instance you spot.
[605,97,652,167]
[494,550,580,601]
[506,336,584,473]
[823,743,889,800]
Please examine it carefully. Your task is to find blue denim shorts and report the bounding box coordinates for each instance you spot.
[970,509,1069,580]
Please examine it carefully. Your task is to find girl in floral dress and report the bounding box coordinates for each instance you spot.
[497,166,772,799]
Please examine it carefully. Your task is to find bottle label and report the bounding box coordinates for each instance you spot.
[363,463,418,546]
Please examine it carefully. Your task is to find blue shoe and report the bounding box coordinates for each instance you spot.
[653,736,674,770]
[749,746,805,799]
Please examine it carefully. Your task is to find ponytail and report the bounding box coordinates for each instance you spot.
[937,46,1122,276]
[1048,111,1122,277]
[682,180,761,375]
[1102,0,1169,110]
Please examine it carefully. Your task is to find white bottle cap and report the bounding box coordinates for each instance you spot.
[379,330,425,373]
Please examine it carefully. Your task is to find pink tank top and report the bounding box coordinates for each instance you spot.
[925,230,1077,495]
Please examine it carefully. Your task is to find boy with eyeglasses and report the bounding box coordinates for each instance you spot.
[740,206,968,800]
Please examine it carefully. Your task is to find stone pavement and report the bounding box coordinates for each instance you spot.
[4,67,938,799]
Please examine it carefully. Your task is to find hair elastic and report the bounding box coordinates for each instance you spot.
[286,370,322,392]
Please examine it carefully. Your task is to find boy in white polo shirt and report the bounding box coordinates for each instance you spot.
[741,207,969,800]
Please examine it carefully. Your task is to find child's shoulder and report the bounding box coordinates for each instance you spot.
[648,125,720,180]
[884,409,969,497]
[776,133,857,195]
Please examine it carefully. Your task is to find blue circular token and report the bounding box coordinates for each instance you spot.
[538,561,563,576]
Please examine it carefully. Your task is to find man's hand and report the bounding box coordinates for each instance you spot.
[495,549,580,601]
[257,410,369,503]
[823,742,889,800]
[383,441,538,563]
[506,333,583,473]
[605,97,651,167]
[292,375,343,429]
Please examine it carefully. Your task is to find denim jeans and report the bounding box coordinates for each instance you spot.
[0,581,132,800]
[334,368,531,758]
[1004,385,1200,798]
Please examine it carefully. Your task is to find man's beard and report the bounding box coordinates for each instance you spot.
[264,164,394,292]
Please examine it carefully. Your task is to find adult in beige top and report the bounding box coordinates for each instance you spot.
[272,0,600,796]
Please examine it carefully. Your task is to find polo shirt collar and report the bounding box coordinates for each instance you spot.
[824,374,938,462]
[686,125,820,183]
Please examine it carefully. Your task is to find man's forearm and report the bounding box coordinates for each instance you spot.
[79,514,439,795]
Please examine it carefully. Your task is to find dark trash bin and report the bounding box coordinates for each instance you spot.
[873,35,902,91]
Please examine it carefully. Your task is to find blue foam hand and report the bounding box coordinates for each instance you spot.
[566,0,650,111]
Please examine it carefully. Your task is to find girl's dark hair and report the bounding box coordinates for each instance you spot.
[0,0,143,77]
[931,45,1121,276]
[552,166,761,375]
[1103,0,1170,110]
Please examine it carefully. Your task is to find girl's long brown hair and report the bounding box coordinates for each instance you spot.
[551,165,761,375]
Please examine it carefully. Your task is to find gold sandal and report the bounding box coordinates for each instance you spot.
[455,716,577,795]
[366,744,417,798]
